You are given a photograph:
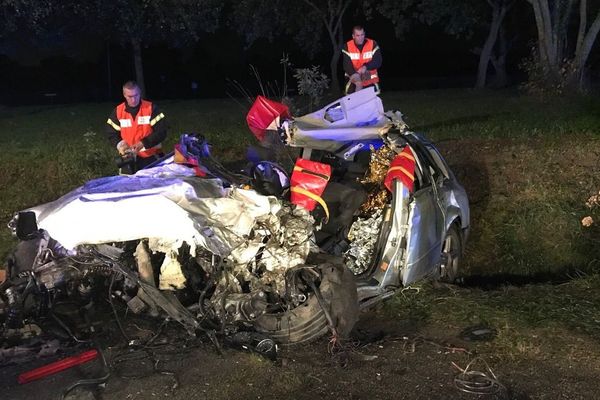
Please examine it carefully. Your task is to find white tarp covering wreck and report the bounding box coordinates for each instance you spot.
[21,162,306,265]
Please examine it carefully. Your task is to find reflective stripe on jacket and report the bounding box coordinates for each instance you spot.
[116,100,163,158]
[343,38,379,86]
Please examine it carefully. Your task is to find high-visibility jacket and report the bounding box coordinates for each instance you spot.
[114,100,163,158]
[344,38,379,87]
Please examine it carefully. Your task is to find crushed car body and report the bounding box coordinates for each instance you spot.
[1,87,469,347]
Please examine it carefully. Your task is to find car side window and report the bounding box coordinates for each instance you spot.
[416,144,445,188]
[410,148,428,190]
[409,144,437,191]
[426,146,450,180]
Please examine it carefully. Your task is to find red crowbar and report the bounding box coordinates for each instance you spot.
[18,349,99,384]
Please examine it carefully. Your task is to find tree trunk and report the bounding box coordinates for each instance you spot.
[106,40,112,100]
[529,0,576,79]
[475,2,506,89]
[329,24,344,92]
[575,0,587,55]
[131,38,146,96]
[330,48,340,93]
[301,0,349,94]
[530,0,557,74]
[490,26,509,88]
[573,9,600,89]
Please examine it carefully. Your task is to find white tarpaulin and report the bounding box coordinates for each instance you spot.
[26,164,282,257]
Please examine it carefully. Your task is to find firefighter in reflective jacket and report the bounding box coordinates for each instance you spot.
[106,80,167,174]
[342,25,382,94]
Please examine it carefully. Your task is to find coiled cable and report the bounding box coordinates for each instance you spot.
[452,357,506,396]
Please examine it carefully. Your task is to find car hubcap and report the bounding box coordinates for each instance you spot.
[440,232,460,282]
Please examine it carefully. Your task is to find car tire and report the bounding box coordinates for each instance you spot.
[253,254,358,345]
[438,223,463,283]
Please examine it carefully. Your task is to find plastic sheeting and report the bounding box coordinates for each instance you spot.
[288,87,387,150]
[23,164,281,259]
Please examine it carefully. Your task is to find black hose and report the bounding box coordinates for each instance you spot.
[60,347,110,400]
[50,313,90,344]
[108,273,129,341]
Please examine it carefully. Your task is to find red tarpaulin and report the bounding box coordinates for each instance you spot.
[290,158,332,220]
[384,146,416,193]
[246,96,290,141]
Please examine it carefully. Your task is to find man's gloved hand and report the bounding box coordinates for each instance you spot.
[349,73,362,84]
[131,142,144,153]
[116,140,130,155]
[357,65,370,81]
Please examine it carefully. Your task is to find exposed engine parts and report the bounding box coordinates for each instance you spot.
[4,287,23,329]
[217,291,268,323]
[0,202,320,344]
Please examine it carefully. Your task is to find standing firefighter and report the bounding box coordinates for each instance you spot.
[342,25,382,94]
[106,81,167,174]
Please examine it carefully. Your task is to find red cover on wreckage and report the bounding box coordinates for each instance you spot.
[290,158,332,220]
[384,146,416,193]
[246,96,290,141]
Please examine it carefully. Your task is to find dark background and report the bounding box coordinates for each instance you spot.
[0,9,597,106]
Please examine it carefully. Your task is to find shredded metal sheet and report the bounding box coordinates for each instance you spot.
[228,205,315,296]
[345,210,383,275]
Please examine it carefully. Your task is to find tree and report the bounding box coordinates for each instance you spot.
[301,0,351,91]
[365,0,516,89]
[476,0,514,88]
[0,0,52,39]
[365,0,477,38]
[0,1,97,63]
[526,0,600,91]
[1,1,222,94]
[230,0,352,91]
[95,0,222,95]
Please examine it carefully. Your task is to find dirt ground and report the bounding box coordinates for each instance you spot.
[2,301,600,400]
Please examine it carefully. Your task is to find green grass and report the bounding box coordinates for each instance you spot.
[1,89,599,279]
[382,274,600,361]
[381,89,600,139]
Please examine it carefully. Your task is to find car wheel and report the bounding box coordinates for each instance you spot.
[438,223,462,283]
[253,254,358,345]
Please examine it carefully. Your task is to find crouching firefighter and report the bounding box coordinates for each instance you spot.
[106,80,167,174]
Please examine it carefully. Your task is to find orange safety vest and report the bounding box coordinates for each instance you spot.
[345,38,379,87]
[116,100,162,158]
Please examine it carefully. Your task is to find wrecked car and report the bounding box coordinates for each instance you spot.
[0,88,469,347]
